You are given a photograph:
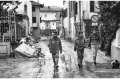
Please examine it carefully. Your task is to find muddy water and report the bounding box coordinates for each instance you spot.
[0,58,45,78]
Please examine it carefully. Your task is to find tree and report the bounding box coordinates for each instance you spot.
[98,1,120,55]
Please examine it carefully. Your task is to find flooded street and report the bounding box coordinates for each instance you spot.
[0,58,44,78]
[0,37,120,78]
[1,0,120,78]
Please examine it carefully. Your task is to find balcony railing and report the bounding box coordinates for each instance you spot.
[32,23,37,27]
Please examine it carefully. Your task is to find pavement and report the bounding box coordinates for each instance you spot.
[40,37,120,78]
[61,38,120,78]
[38,37,98,78]
[0,36,120,78]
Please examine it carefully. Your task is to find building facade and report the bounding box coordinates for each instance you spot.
[81,1,99,39]
[63,0,120,61]
[39,6,61,35]
[111,28,120,61]
[62,0,99,42]
[0,1,29,55]
[25,1,43,41]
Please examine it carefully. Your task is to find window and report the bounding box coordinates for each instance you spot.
[32,6,35,11]
[90,1,94,12]
[75,2,78,14]
[32,17,36,23]
[53,23,54,25]
[40,17,41,23]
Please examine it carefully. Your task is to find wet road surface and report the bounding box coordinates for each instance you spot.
[0,37,120,78]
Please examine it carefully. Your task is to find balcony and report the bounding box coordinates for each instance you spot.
[32,23,38,27]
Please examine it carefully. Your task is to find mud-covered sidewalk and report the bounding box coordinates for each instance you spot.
[0,37,120,78]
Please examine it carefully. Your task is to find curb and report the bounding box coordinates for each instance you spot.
[84,60,120,76]
[85,48,111,62]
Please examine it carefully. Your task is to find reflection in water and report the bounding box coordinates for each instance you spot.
[53,68,59,78]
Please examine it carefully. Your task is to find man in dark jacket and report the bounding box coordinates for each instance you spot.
[74,32,86,68]
[88,30,100,65]
[48,31,62,69]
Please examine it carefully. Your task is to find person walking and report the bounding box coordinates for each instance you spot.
[74,32,86,68]
[48,31,62,69]
[88,29,100,65]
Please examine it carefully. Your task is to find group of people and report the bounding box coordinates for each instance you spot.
[48,29,100,69]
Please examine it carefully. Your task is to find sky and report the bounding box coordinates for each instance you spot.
[19,0,63,7]
[38,0,63,7]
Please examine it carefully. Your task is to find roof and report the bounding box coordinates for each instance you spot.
[30,1,44,7]
[40,6,62,12]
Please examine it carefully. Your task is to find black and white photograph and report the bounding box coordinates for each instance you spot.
[0,0,120,78]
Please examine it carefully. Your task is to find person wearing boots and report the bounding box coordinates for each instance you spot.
[88,30,100,65]
[48,31,62,69]
[74,32,86,68]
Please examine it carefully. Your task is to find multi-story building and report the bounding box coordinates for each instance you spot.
[0,1,29,56]
[62,0,99,42]
[25,1,43,41]
[111,2,120,61]
[63,1,82,42]
[81,1,99,39]
[63,0,120,61]
[62,1,71,41]
[39,6,61,35]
